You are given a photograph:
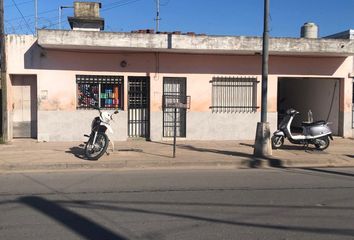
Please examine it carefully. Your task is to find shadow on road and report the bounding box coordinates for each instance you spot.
[49,198,354,238]
[19,196,127,240]
[15,193,354,239]
[301,168,354,178]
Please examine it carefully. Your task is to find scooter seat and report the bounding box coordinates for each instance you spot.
[301,120,326,126]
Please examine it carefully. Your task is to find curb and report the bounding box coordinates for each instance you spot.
[0,159,253,173]
[2,157,354,173]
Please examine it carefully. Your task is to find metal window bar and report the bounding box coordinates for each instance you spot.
[128,77,150,139]
[163,78,187,138]
[76,75,124,110]
[210,76,259,113]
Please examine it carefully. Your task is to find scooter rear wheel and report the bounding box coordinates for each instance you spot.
[271,135,284,149]
[314,136,330,150]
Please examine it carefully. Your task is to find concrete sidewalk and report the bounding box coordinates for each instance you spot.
[0,138,353,172]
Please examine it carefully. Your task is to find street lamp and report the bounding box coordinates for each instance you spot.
[254,0,272,157]
[58,6,74,30]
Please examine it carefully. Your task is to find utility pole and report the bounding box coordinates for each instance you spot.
[35,0,38,34]
[0,0,8,142]
[254,0,272,157]
[155,0,160,32]
[261,0,269,124]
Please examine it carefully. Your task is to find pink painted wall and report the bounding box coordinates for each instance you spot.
[6,35,353,123]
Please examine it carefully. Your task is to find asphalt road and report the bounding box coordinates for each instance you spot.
[1,168,354,240]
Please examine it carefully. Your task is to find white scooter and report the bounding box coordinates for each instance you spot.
[272,109,333,150]
[84,106,118,160]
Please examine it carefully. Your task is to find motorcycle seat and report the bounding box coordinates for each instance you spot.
[301,120,326,127]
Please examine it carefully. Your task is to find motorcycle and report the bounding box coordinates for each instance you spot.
[84,106,118,160]
[272,108,333,150]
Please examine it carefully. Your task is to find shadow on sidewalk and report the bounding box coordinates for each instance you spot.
[65,144,89,160]
[66,142,173,160]
[178,144,283,168]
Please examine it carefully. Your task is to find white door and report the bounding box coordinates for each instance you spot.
[12,75,37,138]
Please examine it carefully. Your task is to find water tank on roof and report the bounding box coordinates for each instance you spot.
[301,22,319,38]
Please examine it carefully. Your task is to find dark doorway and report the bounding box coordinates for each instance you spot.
[128,76,150,139]
[163,77,187,137]
[277,77,340,135]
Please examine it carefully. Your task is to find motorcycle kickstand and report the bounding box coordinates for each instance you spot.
[106,140,115,156]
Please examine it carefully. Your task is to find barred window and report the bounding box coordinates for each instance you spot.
[210,77,259,113]
[76,75,124,110]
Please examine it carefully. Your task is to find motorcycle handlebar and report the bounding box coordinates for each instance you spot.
[91,105,119,116]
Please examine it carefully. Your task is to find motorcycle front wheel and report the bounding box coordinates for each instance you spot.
[84,132,109,160]
[314,136,330,150]
[271,135,284,149]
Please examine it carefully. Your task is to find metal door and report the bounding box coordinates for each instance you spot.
[163,77,187,137]
[11,75,37,138]
[128,77,150,139]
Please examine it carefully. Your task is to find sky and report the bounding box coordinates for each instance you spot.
[4,0,354,38]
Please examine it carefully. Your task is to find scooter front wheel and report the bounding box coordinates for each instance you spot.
[84,132,109,160]
[314,136,330,150]
[271,135,284,149]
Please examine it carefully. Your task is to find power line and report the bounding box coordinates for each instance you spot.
[4,0,33,8]
[5,0,145,34]
[6,8,56,22]
[101,0,143,12]
[160,0,171,6]
[42,0,144,29]
[10,0,33,34]
[102,0,141,8]
[5,14,58,32]
[6,0,137,23]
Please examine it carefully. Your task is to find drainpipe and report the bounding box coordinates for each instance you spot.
[59,6,74,30]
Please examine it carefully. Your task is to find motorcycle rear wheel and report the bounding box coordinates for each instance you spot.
[314,136,330,151]
[271,135,284,149]
[85,132,109,160]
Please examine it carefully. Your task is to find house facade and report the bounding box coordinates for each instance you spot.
[3,28,353,142]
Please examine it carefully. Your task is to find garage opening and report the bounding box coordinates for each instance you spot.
[277,78,340,135]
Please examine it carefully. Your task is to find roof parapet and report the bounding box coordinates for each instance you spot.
[37,29,354,57]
